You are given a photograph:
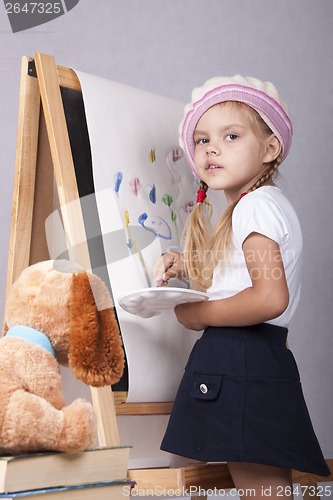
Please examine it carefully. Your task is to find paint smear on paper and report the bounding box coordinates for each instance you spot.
[138,213,172,240]
[149,184,156,204]
[162,193,173,207]
[129,177,141,196]
[114,171,123,196]
[149,148,156,163]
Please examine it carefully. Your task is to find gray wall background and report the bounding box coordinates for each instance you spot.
[0,0,332,463]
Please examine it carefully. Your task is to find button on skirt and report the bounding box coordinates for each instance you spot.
[161,324,330,477]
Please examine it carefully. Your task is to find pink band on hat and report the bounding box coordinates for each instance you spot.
[180,76,293,176]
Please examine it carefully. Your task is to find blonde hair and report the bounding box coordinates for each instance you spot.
[183,101,282,291]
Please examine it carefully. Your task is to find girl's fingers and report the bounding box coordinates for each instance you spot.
[152,252,183,285]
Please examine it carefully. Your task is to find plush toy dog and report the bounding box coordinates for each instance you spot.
[0,260,124,455]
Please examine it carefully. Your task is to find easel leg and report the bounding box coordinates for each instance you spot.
[4,56,40,307]
[90,386,120,447]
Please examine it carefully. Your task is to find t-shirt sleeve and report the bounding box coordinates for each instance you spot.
[232,192,289,247]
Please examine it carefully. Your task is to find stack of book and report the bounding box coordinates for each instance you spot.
[0,447,133,500]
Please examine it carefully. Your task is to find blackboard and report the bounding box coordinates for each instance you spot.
[59,83,128,392]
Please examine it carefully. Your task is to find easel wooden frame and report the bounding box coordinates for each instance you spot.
[5,52,331,498]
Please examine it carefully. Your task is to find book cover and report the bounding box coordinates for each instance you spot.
[0,480,135,499]
[0,447,130,494]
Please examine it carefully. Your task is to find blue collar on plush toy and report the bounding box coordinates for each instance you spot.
[6,325,56,357]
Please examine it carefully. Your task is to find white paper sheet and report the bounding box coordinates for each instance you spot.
[74,70,203,402]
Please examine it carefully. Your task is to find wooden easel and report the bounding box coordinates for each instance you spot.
[5,53,331,498]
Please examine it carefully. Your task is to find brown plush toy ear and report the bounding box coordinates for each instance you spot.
[68,271,124,387]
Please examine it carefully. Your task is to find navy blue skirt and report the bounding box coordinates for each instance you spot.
[161,324,330,477]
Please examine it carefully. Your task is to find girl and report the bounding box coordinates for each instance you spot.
[154,75,330,498]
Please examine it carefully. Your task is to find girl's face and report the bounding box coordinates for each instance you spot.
[193,102,280,203]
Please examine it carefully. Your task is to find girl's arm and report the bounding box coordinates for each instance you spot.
[174,232,289,331]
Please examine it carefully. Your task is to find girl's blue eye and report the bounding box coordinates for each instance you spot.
[226,134,238,141]
[195,138,209,145]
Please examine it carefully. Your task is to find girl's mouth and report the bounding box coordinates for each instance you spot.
[206,164,222,171]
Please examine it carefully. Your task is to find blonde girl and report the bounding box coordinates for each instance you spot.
[154,76,330,498]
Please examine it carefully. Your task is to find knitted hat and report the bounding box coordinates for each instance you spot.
[180,75,293,176]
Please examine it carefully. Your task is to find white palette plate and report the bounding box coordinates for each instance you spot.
[118,287,209,318]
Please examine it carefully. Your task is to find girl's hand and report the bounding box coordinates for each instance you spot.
[174,302,207,331]
[153,251,187,286]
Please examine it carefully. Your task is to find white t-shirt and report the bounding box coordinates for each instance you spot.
[207,186,303,327]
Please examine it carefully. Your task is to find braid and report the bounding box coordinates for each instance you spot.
[248,155,281,193]
[183,179,211,290]
[199,179,209,195]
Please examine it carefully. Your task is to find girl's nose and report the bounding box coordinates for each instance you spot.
[206,144,220,156]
